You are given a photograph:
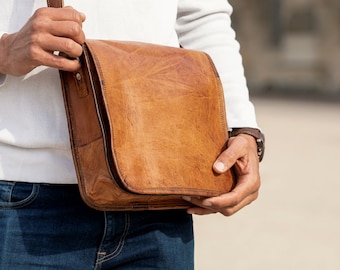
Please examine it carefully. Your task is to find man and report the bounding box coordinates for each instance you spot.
[0,1,263,269]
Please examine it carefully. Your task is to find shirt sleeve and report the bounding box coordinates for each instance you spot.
[0,32,8,87]
[176,0,258,128]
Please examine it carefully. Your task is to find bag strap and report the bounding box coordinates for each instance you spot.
[47,0,63,8]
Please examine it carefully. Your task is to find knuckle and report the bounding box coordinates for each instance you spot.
[251,174,261,192]
[30,19,44,33]
[221,208,234,217]
[51,56,67,70]
[58,58,80,72]
[230,196,242,207]
[71,10,83,23]
[212,197,240,216]
[26,44,41,62]
[228,149,238,162]
[221,193,242,209]
[234,135,250,151]
[223,147,237,163]
[64,39,76,51]
[31,13,50,34]
[70,22,82,36]
[33,7,47,18]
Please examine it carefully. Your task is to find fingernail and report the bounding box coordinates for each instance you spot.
[202,200,213,207]
[214,161,226,172]
[182,196,191,202]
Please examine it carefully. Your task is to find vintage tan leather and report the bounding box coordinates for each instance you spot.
[48,0,235,211]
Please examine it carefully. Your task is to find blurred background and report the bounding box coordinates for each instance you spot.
[230,0,340,97]
[194,1,340,269]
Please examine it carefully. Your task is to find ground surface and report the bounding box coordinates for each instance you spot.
[194,96,340,270]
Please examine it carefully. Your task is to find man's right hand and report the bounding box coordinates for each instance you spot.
[0,6,86,76]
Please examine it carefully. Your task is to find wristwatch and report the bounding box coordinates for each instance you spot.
[229,128,265,162]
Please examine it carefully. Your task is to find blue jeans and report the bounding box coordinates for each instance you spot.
[0,180,194,269]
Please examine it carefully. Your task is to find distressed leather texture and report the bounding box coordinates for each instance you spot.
[60,40,235,210]
[48,0,235,211]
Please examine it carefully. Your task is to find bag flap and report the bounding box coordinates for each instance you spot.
[84,39,235,197]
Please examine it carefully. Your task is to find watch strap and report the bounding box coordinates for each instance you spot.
[47,0,63,8]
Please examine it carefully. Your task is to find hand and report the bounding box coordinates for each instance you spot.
[0,6,86,76]
[183,134,261,216]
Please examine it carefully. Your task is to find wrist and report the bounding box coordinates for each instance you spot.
[229,127,265,162]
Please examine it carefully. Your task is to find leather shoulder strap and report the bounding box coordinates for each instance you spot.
[47,0,64,8]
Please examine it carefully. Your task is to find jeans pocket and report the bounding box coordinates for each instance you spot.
[0,181,39,209]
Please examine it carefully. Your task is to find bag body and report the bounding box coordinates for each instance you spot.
[59,40,235,210]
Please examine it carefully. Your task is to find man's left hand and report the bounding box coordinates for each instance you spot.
[183,134,261,216]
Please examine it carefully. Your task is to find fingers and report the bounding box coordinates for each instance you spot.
[19,33,82,72]
[42,7,85,70]
[45,6,86,24]
[185,134,261,216]
[2,7,86,75]
[185,191,259,216]
[36,7,86,49]
[43,34,84,58]
[48,20,86,45]
[40,51,82,72]
[203,174,260,216]
[185,174,260,216]
[46,7,86,45]
[187,205,218,215]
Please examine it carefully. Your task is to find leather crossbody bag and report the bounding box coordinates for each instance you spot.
[47,0,235,211]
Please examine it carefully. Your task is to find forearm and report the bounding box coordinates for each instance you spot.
[176,0,258,128]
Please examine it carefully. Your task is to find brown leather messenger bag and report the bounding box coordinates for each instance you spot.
[47,0,235,211]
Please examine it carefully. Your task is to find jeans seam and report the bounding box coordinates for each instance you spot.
[0,183,40,209]
[96,212,130,265]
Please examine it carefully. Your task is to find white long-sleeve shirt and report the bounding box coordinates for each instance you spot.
[0,0,258,184]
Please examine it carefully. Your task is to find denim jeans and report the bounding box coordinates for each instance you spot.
[0,180,194,269]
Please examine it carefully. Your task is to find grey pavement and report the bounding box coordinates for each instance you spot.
[194,96,340,270]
